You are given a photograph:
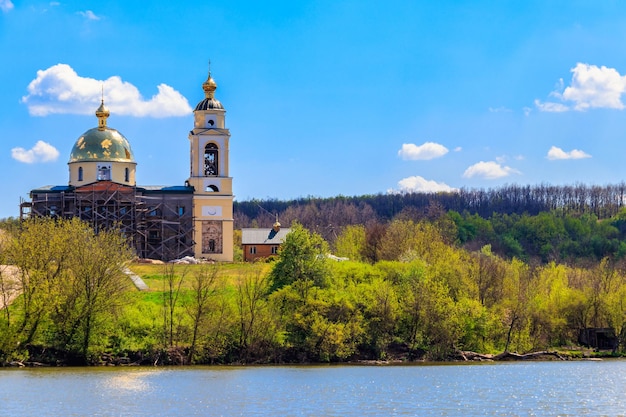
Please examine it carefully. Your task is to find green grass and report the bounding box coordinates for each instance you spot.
[127,261,271,291]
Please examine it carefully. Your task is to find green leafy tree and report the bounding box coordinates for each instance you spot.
[8,218,75,349]
[1,218,133,363]
[64,225,134,360]
[268,222,329,293]
[333,225,366,262]
[361,277,399,358]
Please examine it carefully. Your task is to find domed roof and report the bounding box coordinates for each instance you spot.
[194,97,224,111]
[69,100,135,163]
[69,127,135,163]
[194,71,224,111]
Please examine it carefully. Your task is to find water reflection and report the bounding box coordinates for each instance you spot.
[99,369,159,393]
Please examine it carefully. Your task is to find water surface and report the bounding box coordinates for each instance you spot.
[1,361,625,416]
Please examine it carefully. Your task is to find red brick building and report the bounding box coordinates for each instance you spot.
[241,224,291,262]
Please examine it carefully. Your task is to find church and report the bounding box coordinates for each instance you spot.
[20,70,234,262]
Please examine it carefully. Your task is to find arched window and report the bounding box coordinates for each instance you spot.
[125,167,129,182]
[78,167,83,181]
[97,165,111,181]
[204,143,218,176]
[205,185,219,192]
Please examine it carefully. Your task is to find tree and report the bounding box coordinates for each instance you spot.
[2,218,134,363]
[268,222,329,293]
[186,263,220,364]
[361,277,399,358]
[500,259,535,353]
[7,218,80,351]
[333,225,366,262]
[235,264,275,362]
[65,224,134,360]
[162,264,187,348]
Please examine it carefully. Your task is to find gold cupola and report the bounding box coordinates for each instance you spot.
[95,99,110,131]
[195,70,224,111]
[68,100,137,187]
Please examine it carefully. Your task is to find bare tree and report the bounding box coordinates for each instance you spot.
[186,263,220,364]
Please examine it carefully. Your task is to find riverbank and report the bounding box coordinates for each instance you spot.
[4,345,622,367]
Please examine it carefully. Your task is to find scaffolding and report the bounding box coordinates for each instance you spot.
[21,182,194,261]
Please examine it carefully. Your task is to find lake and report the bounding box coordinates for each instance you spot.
[1,361,625,416]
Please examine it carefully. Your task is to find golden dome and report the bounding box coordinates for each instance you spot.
[69,103,135,163]
[69,128,135,163]
[195,70,224,111]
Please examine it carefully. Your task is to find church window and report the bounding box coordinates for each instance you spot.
[205,185,219,192]
[204,143,218,176]
[125,167,129,182]
[208,239,216,252]
[78,167,83,181]
[177,206,185,216]
[97,165,111,181]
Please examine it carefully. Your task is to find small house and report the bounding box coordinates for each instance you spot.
[241,222,291,262]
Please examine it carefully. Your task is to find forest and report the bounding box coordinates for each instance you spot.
[235,182,626,265]
[1,183,626,365]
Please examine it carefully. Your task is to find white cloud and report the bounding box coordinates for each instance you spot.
[462,161,520,180]
[398,142,448,160]
[536,63,626,112]
[12,140,60,163]
[453,146,462,152]
[562,63,626,110]
[0,0,14,12]
[21,64,192,117]
[546,146,591,160]
[77,10,100,20]
[389,176,458,194]
[534,99,569,112]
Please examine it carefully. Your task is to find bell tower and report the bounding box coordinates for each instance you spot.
[188,69,234,261]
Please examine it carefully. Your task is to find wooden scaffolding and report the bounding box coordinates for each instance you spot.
[22,182,194,261]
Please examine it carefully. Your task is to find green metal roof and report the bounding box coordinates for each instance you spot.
[69,127,135,163]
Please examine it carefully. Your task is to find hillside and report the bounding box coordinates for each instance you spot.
[235,182,626,265]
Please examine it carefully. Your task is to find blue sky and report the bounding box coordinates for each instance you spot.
[3,1,626,219]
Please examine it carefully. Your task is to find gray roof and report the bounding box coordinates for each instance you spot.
[242,228,291,245]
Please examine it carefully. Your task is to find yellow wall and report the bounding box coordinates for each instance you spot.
[68,161,136,187]
[192,194,234,261]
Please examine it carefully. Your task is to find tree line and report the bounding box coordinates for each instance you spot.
[235,183,626,265]
[235,182,626,230]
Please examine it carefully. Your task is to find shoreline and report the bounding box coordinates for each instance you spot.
[3,348,622,368]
